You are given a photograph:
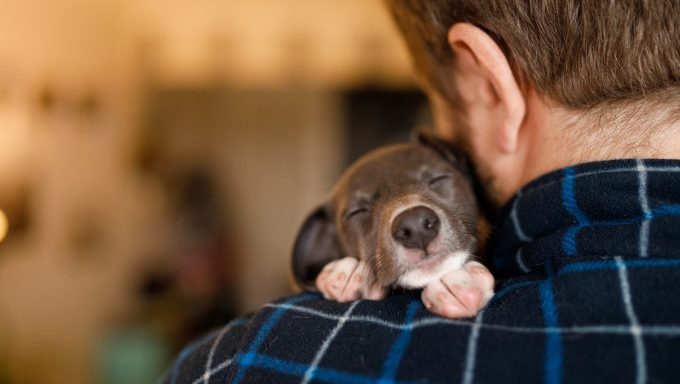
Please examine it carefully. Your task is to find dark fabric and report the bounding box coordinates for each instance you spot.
[161,159,680,384]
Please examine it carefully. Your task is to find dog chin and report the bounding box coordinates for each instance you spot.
[396,251,470,289]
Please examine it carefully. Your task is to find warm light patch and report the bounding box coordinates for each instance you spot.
[0,209,8,243]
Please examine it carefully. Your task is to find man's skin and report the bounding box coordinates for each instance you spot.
[390,22,680,318]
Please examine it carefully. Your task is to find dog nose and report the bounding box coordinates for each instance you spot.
[391,206,440,250]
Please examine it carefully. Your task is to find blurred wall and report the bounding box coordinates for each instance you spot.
[0,1,416,383]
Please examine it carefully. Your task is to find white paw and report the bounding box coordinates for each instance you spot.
[316,257,387,302]
[421,261,494,318]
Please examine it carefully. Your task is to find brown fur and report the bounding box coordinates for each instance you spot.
[292,138,480,289]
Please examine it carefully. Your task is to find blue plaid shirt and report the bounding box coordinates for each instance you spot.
[162,159,680,384]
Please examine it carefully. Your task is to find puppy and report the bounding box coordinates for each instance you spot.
[291,134,494,318]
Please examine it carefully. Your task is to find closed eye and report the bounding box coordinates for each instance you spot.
[429,174,451,187]
[344,207,369,220]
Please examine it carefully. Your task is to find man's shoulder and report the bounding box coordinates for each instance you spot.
[159,292,432,383]
[161,271,680,383]
[160,316,250,384]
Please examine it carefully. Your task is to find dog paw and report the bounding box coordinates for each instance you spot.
[316,257,386,302]
[421,261,494,318]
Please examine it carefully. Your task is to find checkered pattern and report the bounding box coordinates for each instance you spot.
[161,159,680,384]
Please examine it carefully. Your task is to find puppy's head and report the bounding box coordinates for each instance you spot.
[292,134,478,290]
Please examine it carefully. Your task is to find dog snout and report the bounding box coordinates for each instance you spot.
[391,206,440,251]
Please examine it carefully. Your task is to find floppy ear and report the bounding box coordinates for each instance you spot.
[415,131,471,175]
[291,205,343,290]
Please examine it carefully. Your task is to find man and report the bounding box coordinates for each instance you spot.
[163,1,680,383]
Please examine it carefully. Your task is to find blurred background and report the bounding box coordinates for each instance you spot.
[0,1,430,383]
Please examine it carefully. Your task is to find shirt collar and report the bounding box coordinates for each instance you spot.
[489,159,680,278]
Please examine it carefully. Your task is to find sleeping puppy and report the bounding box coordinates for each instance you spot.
[291,134,494,318]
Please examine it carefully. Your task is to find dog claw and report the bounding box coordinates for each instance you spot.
[421,261,494,319]
[316,257,385,302]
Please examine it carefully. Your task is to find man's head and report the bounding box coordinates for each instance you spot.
[386,0,680,205]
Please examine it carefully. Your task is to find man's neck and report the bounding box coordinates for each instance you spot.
[519,98,680,195]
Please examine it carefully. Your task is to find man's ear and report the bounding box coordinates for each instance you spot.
[291,205,342,290]
[447,23,526,153]
[415,131,471,175]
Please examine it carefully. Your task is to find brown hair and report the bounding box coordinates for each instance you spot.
[386,0,680,111]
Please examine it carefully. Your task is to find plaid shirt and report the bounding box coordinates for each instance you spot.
[162,159,680,384]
